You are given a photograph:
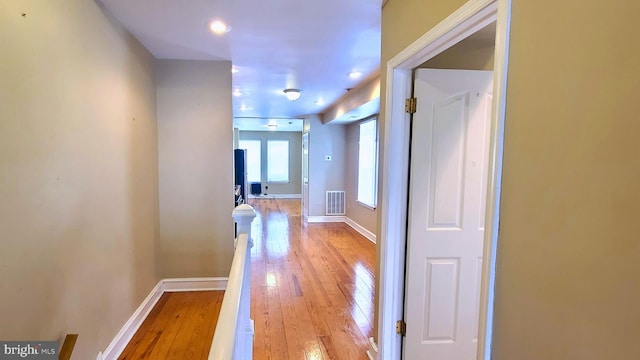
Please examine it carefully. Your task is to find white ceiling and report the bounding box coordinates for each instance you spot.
[99,0,382,130]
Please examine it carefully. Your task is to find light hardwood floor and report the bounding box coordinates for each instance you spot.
[249,198,375,360]
[118,291,225,359]
[118,198,375,359]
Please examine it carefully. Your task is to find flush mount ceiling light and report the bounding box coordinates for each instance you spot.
[209,20,231,34]
[283,88,301,101]
[348,71,363,79]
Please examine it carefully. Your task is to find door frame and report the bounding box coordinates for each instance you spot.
[301,132,309,220]
[377,0,512,359]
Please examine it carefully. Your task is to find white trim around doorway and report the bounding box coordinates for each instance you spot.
[377,0,512,359]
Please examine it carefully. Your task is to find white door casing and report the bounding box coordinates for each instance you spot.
[302,133,309,219]
[403,69,493,359]
[377,1,511,358]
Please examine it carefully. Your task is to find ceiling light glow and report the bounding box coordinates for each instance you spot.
[283,88,301,101]
[348,71,363,79]
[209,20,231,34]
[233,89,243,96]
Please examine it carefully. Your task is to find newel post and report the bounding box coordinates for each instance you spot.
[233,204,256,246]
[232,204,256,360]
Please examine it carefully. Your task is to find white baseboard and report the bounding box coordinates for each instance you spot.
[345,217,377,244]
[248,194,302,199]
[307,215,346,223]
[366,337,378,360]
[102,281,164,360]
[162,277,228,292]
[306,216,376,244]
[102,277,228,360]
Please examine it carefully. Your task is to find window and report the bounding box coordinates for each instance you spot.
[357,119,378,208]
[267,140,289,182]
[238,140,261,183]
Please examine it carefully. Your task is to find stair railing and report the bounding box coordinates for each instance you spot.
[59,334,78,360]
[208,204,256,360]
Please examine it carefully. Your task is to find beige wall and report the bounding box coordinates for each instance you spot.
[0,0,159,358]
[420,36,494,70]
[157,60,234,277]
[494,1,640,358]
[381,0,640,358]
[305,115,346,217]
[238,131,303,195]
[345,119,378,235]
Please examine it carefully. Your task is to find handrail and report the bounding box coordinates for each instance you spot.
[208,204,256,360]
[209,233,249,359]
[59,334,78,360]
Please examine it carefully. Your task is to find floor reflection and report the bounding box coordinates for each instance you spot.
[305,340,323,360]
[351,262,374,333]
[251,204,292,258]
[265,271,278,287]
[248,198,375,360]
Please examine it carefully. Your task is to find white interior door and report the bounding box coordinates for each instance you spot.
[404,69,493,360]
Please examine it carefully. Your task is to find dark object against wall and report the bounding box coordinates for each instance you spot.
[234,149,247,202]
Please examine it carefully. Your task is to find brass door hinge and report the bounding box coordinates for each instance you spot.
[405,98,417,114]
[396,320,407,336]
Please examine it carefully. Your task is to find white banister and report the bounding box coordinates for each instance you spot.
[209,204,256,360]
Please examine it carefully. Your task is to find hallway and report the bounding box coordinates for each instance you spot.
[249,198,375,360]
[117,198,375,359]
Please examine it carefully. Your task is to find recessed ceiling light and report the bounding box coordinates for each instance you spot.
[233,89,243,97]
[283,88,302,101]
[348,71,363,79]
[209,20,231,34]
[231,66,239,73]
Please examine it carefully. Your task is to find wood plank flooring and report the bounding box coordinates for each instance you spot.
[117,198,375,359]
[249,198,375,360]
[118,291,224,359]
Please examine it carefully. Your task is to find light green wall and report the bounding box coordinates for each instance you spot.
[157,60,234,278]
[381,0,640,358]
[0,0,159,358]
